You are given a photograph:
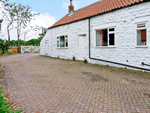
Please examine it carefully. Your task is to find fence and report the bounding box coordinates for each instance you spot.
[21,46,40,53]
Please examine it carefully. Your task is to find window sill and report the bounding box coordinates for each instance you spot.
[136,46,148,48]
[57,47,69,49]
[95,46,116,48]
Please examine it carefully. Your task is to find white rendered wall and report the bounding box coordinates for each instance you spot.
[40,2,150,70]
[40,19,89,60]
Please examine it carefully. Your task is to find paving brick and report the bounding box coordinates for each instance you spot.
[0,53,150,113]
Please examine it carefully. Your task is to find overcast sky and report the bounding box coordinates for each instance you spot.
[0,0,98,41]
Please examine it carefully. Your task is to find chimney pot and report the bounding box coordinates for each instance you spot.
[68,0,74,13]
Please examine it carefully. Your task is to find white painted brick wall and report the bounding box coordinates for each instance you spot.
[40,2,150,71]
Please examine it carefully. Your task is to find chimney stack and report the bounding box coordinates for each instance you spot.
[68,0,74,13]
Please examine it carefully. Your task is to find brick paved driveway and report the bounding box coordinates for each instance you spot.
[0,53,150,113]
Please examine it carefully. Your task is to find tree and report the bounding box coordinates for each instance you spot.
[12,3,39,47]
[38,27,47,42]
[0,0,16,53]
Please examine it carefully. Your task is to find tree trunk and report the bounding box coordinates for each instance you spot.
[2,43,10,54]
[7,28,10,42]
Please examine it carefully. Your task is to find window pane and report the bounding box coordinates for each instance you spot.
[137,23,145,28]
[96,30,102,46]
[60,36,65,47]
[96,29,108,46]
[137,29,147,45]
[109,28,114,31]
[57,40,59,47]
[66,39,68,47]
[103,29,108,46]
[109,34,115,45]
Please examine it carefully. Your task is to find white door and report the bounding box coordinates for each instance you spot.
[45,40,49,55]
[78,35,87,60]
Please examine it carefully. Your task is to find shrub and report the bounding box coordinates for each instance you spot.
[84,57,88,63]
[0,87,21,113]
[72,55,75,61]
[0,50,3,55]
[57,56,59,59]
[8,50,14,55]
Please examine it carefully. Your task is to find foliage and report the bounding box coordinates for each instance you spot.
[0,19,3,24]
[0,87,21,113]
[84,59,88,63]
[25,39,40,46]
[72,55,75,61]
[0,49,3,55]
[8,50,14,55]
[0,39,9,53]
[38,27,47,42]
[0,0,17,43]
[57,57,59,59]
[12,3,39,47]
[9,39,40,46]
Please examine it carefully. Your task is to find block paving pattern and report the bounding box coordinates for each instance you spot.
[0,54,150,113]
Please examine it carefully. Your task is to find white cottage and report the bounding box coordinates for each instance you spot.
[40,0,150,71]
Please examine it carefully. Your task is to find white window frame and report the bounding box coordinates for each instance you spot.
[57,35,68,48]
[95,27,115,47]
[136,22,148,47]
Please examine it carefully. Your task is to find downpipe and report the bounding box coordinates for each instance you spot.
[88,18,150,71]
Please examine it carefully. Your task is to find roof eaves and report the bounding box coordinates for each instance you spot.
[48,0,148,30]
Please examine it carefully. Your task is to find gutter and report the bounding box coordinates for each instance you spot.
[88,18,150,71]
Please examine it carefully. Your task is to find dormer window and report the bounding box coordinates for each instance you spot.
[68,9,79,17]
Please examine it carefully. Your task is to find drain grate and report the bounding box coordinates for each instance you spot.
[143,93,150,98]
[82,72,92,75]
[123,78,129,81]
[138,82,144,84]
[82,72,109,82]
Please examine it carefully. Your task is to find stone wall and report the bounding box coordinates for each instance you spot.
[40,2,150,70]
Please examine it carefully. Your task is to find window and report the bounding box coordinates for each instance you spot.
[57,35,68,48]
[96,28,115,46]
[137,23,147,46]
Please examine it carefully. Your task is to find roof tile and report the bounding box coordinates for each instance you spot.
[49,0,145,29]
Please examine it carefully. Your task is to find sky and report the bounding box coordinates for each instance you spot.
[0,0,99,41]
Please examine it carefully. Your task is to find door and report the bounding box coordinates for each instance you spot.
[45,40,49,55]
[78,35,87,60]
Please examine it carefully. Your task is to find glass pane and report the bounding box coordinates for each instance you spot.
[102,29,108,46]
[109,28,114,31]
[96,30,102,46]
[96,29,108,46]
[137,29,147,45]
[60,36,65,47]
[109,34,115,45]
[137,23,145,28]
[66,42,68,47]
[57,40,59,47]
[66,39,68,47]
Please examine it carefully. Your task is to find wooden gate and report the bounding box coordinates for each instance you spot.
[21,46,40,53]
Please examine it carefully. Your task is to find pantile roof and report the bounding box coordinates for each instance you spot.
[49,0,145,29]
